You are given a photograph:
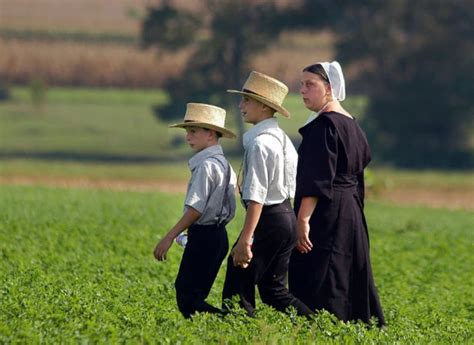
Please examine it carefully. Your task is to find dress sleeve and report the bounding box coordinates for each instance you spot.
[296,118,338,200]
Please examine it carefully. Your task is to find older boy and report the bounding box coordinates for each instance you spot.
[223,72,313,317]
[154,103,237,318]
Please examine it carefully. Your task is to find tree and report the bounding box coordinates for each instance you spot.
[142,0,474,168]
[141,0,289,149]
[333,0,474,168]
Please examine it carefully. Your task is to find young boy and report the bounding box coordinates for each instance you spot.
[223,71,313,317]
[154,103,237,318]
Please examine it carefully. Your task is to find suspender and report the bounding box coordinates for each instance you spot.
[207,155,231,226]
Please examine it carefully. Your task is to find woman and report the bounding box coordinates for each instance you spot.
[288,61,385,326]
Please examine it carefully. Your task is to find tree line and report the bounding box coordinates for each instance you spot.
[142,0,473,169]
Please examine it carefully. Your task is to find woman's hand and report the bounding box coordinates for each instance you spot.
[154,236,174,261]
[296,220,313,253]
[231,239,253,268]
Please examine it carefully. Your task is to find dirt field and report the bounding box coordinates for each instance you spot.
[1,175,472,210]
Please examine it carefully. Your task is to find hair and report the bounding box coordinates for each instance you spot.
[303,64,330,84]
[203,127,222,139]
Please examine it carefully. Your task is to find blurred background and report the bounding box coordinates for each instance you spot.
[0,0,473,207]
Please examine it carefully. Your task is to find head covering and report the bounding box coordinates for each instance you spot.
[169,103,236,139]
[227,71,291,117]
[319,61,346,101]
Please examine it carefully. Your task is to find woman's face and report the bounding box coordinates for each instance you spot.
[300,71,332,112]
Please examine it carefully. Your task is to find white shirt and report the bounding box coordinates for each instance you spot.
[240,117,298,206]
[185,145,237,225]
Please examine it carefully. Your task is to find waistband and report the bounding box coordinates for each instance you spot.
[189,223,226,233]
[333,173,358,191]
[260,199,293,216]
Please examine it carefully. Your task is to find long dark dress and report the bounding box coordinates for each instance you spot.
[288,111,385,326]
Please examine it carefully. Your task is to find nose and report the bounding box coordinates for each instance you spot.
[300,84,306,95]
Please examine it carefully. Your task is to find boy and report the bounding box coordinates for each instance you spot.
[154,103,237,318]
[223,71,313,317]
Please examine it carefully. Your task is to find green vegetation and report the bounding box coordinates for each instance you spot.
[0,86,368,159]
[0,185,472,343]
[0,87,177,159]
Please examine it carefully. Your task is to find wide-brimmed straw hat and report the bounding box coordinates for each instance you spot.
[169,103,236,139]
[227,71,290,117]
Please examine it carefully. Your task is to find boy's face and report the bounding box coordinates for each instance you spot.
[185,126,215,152]
[239,96,266,125]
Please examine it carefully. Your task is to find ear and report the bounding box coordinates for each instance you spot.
[325,83,332,96]
[207,129,218,141]
[261,103,274,114]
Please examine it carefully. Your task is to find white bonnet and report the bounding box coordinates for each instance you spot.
[319,61,346,101]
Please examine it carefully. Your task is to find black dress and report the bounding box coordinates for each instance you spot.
[288,111,385,326]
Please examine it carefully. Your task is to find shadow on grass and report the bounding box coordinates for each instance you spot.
[0,151,188,164]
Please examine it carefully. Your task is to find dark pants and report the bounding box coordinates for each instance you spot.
[222,199,313,317]
[175,223,229,318]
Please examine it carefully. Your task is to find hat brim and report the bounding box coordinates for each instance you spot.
[227,89,290,118]
[169,121,236,139]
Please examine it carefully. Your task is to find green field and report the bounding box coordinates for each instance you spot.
[0,86,368,160]
[1,185,472,343]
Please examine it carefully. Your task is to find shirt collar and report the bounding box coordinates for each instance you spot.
[188,144,223,171]
[243,117,279,149]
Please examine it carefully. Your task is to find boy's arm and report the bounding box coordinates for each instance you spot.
[231,201,263,268]
[154,207,201,261]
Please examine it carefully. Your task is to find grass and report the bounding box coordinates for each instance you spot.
[0,86,368,159]
[0,185,472,343]
[0,87,179,159]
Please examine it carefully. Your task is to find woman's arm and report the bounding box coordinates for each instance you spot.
[231,201,263,268]
[153,207,201,261]
[296,196,318,253]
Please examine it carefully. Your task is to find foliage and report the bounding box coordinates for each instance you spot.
[0,185,472,343]
[29,78,47,111]
[141,0,474,169]
[141,0,292,146]
[332,0,474,169]
[0,82,9,101]
[141,3,201,51]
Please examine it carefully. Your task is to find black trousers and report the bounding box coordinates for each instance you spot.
[222,199,313,317]
[175,223,229,318]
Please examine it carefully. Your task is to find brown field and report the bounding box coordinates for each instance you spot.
[0,38,191,87]
[0,0,334,88]
[0,0,295,34]
[0,33,334,89]
[0,0,145,34]
[1,174,473,210]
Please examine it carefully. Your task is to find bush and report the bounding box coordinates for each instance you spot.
[0,82,10,101]
[29,78,48,110]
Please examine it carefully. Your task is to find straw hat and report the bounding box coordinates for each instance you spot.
[227,71,290,117]
[169,103,236,139]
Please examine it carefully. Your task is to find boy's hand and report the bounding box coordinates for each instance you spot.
[154,236,173,261]
[231,240,253,268]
